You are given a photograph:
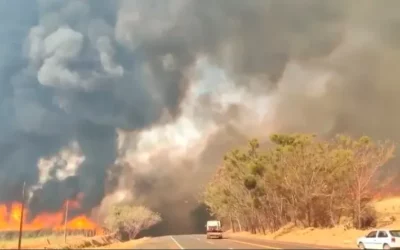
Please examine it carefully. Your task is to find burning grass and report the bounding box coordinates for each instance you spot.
[0,201,103,234]
[0,199,157,249]
[0,197,109,249]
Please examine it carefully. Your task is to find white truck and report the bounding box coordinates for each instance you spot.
[206,220,223,239]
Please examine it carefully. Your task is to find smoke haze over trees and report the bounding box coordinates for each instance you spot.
[1,0,400,234]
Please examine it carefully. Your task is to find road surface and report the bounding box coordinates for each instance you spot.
[133,234,355,249]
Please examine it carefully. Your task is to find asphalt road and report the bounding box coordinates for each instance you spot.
[133,234,355,249]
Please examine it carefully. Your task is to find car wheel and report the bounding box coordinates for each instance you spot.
[358,242,366,249]
[383,244,390,250]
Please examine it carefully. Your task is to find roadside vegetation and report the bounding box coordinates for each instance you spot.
[104,203,162,241]
[203,133,396,235]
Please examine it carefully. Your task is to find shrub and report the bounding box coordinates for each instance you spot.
[356,205,377,229]
[104,204,162,240]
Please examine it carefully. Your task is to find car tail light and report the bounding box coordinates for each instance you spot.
[392,237,396,243]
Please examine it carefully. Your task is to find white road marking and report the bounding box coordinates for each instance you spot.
[206,240,214,245]
[196,238,200,241]
[170,236,184,249]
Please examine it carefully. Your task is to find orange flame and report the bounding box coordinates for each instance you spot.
[0,199,103,234]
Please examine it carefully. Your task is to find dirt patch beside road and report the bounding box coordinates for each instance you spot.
[227,197,400,248]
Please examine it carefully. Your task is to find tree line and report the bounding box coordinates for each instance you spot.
[202,133,395,233]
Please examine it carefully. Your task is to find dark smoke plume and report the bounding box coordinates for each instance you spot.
[1,0,400,234]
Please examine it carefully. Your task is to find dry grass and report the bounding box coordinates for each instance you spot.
[0,234,122,249]
[91,237,149,249]
[374,197,400,221]
[44,235,118,249]
[228,197,400,248]
[0,235,86,249]
[0,234,148,249]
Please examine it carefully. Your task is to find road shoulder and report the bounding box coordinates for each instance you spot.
[226,233,354,249]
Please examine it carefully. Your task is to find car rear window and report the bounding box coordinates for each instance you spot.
[390,230,400,237]
[378,231,388,237]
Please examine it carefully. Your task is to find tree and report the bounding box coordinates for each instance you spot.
[203,165,247,232]
[335,135,395,228]
[267,133,344,227]
[202,133,396,233]
[105,204,162,240]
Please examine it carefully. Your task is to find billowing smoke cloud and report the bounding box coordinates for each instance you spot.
[1,0,400,234]
[0,0,192,213]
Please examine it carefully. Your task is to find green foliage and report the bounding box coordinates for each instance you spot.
[203,133,395,232]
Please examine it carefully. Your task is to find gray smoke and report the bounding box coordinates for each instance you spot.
[113,0,400,234]
[1,0,400,231]
[0,0,191,212]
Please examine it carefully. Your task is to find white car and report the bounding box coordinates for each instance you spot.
[357,229,400,249]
